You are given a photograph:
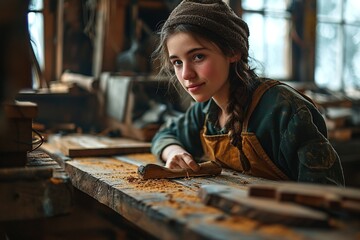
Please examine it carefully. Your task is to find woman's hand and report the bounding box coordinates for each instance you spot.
[161,145,200,172]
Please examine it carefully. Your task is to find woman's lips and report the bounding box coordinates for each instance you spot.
[187,83,205,93]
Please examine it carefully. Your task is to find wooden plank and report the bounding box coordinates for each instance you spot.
[49,134,151,157]
[62,157,292,239]
[198,184,330,227]
[57,153,360,239]
[112,154,273,194]
[248,182,360,215]
[41,136,360,240]
[113,154,266,189]
[0,167,53,180]
[60,72,99,92]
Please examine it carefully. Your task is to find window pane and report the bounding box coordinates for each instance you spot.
[28,12,44,70]
[242,0,264,10]
[317,0,342,21]
[242,0,290,79]
[345,0,360,24]
[243,13,265,75]
[265,0,288,11]
[344,25,360,90]
[244,13,289,79]
[265,17,290,79]
[29,0,43,11]
[315,23,342,90]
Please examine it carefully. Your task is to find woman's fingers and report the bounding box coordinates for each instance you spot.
[182,152,200,171]
[165,152,200,172]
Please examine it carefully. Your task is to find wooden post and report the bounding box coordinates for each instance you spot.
[93,0,127,77]
[291,0,317,83]
[0,0,32,101]
[303,0,316,83]
[43,0,57,83]
[55,0,64,80]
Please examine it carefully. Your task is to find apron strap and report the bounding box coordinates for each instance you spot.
[242,80,281,131]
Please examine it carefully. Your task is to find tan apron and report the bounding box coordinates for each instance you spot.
[200,80,290,180]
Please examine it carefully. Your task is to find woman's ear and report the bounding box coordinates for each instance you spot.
[229,54,240,63]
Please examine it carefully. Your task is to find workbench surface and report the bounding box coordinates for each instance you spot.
[41,136,360,240]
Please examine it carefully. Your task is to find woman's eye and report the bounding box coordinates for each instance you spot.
[194,54,204,61]
[172,60,182,66]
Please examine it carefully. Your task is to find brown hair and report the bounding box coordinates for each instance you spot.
[153,22,259,171]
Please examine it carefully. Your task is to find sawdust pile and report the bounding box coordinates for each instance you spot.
[210,216,305,239]
[83,158,222,217]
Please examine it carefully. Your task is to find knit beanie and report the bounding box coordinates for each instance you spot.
[162,0,250,54]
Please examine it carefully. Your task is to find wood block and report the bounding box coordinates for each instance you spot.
[0,119,33,152]
[0,101,38,166]
[3,101,37,118]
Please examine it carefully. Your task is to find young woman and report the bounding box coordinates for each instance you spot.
[151,0,344,185]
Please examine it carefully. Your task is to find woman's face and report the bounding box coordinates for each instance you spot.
[166,32,236,104]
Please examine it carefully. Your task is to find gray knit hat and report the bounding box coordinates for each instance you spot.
[162,0,250,54]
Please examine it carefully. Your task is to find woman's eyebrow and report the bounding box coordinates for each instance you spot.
[169,47,207,59]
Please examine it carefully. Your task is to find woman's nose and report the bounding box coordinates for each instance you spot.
[182,63,196,80]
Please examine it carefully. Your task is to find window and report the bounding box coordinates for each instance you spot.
[240,0,292,80]
[236,0,359,94]
[28,0,44,88]
[316,0,360,94]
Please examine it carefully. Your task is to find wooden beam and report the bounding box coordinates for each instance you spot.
[94,0,127,76]
[55,0,64,80]
[43,0,56,83]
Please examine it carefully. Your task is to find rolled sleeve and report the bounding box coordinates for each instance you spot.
[151,102,207,160]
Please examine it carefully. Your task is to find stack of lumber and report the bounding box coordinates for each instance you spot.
[199,182,360,227]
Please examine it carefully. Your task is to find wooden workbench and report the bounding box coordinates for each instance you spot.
[0,150,72,222]
[40,136,360,240]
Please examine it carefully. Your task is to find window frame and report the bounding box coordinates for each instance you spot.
[230,0,317,84]
[316,0,360,93]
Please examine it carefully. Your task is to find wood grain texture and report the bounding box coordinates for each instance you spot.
[199,184,330,227]
[50,133,151,157]
[44,150,360,240]
[62,157,274,240]
[0,150,72,221]
[248,182,360,215]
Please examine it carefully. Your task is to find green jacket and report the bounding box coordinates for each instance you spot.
[151,82,345,186]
